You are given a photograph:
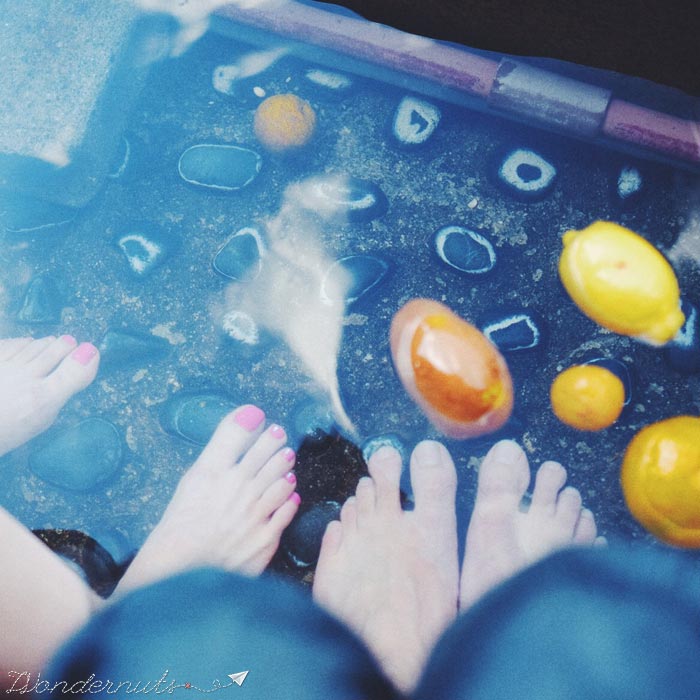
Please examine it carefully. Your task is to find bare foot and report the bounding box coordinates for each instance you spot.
[0,336,100,458]
[115,405,301,594]
[459,440,604,610]
[313,441,459,693]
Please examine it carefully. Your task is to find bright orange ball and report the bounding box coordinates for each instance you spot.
[550,364,624,431]
[253,94,316,152]
[621,416,700,547]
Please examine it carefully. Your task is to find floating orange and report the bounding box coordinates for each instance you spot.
[621,416,700,547]
[550,364,625,431]
[253,94,316,152]
[390,299,513,439]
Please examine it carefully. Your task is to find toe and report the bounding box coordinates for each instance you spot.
[474,440,530,510]
[15,336,56,363]
[355,477,376,522]
[367,446,402,513]
[530,461,567,515]
[29,335,77,376]
[410,440,457,519]
[340,496,358,529]
[237,423,288,477]
[555,486,583,534]
[0,337,33,361]
[573,507,598,544]
[256,474,298,518]
[44,342,99,404]
[194,405,266,473]
[318,520,343,558]
[252,447,296,497]
[268,492,301,532]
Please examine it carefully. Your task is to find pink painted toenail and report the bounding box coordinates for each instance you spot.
[233,405,265,431]
[269,424,286,439]
[289,492,301,505]
[60,334,77,346]
[285,471,297,485]
[71,342,98,366]
[283,447,296,463]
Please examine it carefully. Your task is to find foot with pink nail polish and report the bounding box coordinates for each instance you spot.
[115,406,301,595]
[0,335,100,458]
[313,441,460,693]
[459,440,605,612]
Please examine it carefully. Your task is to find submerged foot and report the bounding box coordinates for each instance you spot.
[313,441,459,693]
[459,440,604,610]
[115,405,301,594]
[0,336,100,458]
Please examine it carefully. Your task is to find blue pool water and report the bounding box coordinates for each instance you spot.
[1,6,699,584]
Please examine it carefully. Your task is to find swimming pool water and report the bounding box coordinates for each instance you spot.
[1,10,699,584]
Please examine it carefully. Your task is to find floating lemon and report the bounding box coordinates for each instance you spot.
[558,221,684,345]
[621,416,700,547]
[550,364,624,431]
[390,299,513,439]
[253,94,316,152]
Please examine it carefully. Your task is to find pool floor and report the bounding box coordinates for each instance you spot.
[1,27,699,585]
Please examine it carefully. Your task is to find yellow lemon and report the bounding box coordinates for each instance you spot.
[621,416,700,547]
[558,221,684,345]
[253,94,316,152]
[550,364,625,431]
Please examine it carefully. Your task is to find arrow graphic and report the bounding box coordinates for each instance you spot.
[228,671,249,687]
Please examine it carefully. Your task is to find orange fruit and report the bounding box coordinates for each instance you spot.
[390,299,513,439]
[550,364,624,431]
[253,94,316,152]
[621,416,700,547]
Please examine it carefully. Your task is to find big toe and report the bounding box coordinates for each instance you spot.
[193,404,267,474]
[409,440,457,521]
[475,440,530,509]
[45,343,100,404]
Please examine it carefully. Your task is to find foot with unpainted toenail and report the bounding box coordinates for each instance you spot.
[313,440,460,693]
[460,439,605,610]
[313,437,603,692]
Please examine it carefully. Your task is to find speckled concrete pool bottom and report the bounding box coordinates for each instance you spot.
[1,26,699,586]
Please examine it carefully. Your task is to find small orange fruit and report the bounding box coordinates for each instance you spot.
[253,94,316,152]
[621,416,700,547]
[550,364,624,431]
[390,299,513,439]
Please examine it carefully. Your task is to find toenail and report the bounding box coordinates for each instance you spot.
[269,424,286,439]
[60,334,77,346]
[371,446,400,464]
[489,440,523,463]
[285,471,297,484]
[71,342,98,366]
[233,405,265,431]
[541,460,565,475]
[289,492,301,505]
[414,440,448,466]
[283,447,296,463]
